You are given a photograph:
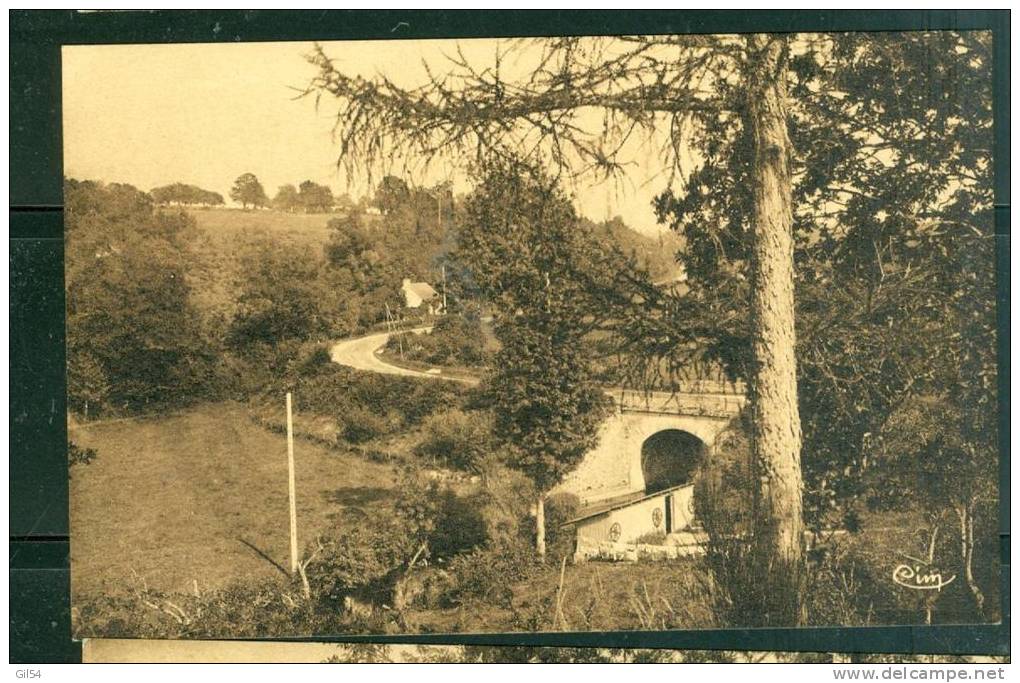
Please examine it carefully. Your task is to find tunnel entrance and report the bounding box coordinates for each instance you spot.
[640,429,707,494]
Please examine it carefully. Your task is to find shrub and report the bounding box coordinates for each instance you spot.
[429,491,490,560]
[72,576,397,639]
[290,343,333,377]
[394,466,488,561]
[443,537,537,608]
[339,405,392,444]
[414,408,495,472]
[543,492,581,560]
[313,522,418,607]
[804,541,888,626]
[385,312,490,368]
[634,531,668,545]
[475,457,536,548]
[262,365,465,446]
[692,418,778,626]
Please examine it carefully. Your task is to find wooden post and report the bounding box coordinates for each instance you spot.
[286,392,298,575]
[536,495,546,561]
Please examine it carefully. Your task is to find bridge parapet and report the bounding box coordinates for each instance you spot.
[610,385,746,419]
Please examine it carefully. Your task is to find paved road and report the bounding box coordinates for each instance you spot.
[329,328,478,384]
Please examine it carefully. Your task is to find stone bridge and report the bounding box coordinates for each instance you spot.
[554,381,746,507]
[329,330,746,509]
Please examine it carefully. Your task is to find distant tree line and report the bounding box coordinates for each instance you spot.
[150,182,224,207]
[273,180,336,213]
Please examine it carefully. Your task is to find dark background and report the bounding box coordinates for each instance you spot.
[9,9,1010,663]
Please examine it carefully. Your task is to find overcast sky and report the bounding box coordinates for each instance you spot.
[63,39,679,235]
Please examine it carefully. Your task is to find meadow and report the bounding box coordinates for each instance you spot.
[69,402,399,600]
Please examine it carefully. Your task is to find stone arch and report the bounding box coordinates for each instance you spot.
[639,429,708,494]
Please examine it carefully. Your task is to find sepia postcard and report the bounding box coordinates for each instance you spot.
[64,30,1001,641]
[79,639,1010,664]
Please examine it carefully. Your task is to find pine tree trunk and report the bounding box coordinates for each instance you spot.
[745,34,805,624]
[536,495,546,561]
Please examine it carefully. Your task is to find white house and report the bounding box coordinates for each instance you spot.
[401,278,442,315]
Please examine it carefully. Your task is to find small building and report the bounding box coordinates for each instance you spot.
[567,483,707,562]
[401,278,443,315]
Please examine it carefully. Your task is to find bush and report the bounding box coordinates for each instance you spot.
[443,537,537,608]
[339,406,393,444]
[394,467,489,562]
[254,364,466,447]
[634,531,668,545]
[385,312,490,368]
[543,492,580,560]
[430,491,490,560]
[73,575,399,639]
[313,522,418,607]
[414,408,495,472]
[475,457,537,548]
[290,343,333,377]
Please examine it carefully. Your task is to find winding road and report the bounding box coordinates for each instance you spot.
[330,326,744,414]
[329,328,479,385]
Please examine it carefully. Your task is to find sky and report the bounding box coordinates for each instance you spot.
[63,39,679,235]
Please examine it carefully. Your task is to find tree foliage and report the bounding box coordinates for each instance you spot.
[642,31,996,524]
[229,172,269,209]
[298,180,335,213]
[272,183,300,212]
[151,182,224,206]
[65,179,213,415]
[226,242,334,352]
[456,158,612,492]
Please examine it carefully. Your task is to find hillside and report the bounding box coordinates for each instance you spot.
[182,207,682,320]
[183,208,336,316]
[593,216,683,281]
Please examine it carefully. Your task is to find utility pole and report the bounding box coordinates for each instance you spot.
[286,392,298,575]
[442,264,447,314]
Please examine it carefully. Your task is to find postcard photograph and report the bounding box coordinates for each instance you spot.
[64,30,1001,639]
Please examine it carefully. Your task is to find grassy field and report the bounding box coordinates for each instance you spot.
[187,207,337,243]
[70,401,399,600]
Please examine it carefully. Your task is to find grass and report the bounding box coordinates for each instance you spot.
[69,398,718,635]
[410,559,716,634]
[70,401,399,600]
[187,207,337,243]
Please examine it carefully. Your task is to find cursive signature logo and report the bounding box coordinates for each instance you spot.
[892,563,956,591]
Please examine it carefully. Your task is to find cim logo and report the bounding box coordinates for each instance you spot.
[892,563,956,591]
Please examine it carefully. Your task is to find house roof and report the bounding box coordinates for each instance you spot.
[404,281,438,300]
[562,482,695,526]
